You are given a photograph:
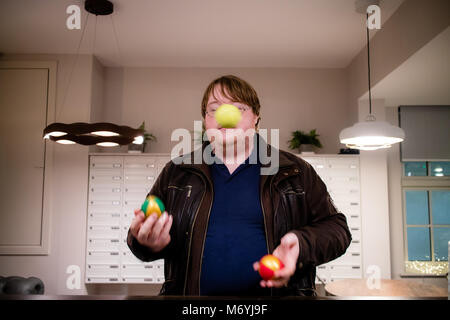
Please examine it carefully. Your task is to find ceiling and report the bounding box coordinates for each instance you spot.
[0,0,404,67]
[362,26,450,106]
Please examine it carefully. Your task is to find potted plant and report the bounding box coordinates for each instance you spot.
[288,129,323,154]
[128,121,156,153]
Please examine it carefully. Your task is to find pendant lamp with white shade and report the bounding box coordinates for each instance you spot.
[339,0,405,150]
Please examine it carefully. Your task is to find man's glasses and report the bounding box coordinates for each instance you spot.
[205,103,251,117]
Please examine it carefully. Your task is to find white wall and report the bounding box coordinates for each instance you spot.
[380,27,450,286]
[357,99,392,279]
[96,67,349,155]
[385,107,405,280]
[0,54,93,295]
[89,56,106,154]
[385,107,449,289]
[346,3,449,286]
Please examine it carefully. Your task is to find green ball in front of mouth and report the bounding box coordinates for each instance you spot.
[214,104,242,128]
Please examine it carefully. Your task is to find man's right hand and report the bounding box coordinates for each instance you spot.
[130,209,173,253]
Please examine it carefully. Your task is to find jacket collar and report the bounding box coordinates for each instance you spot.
[177,133,297,174]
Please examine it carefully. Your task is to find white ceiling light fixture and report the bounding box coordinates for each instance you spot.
[339,0,405,151]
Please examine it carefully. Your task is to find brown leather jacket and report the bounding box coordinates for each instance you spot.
[127,137,352,296]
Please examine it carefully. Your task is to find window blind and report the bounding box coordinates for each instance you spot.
[399,106,450,161]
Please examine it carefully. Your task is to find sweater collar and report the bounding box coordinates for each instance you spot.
[177,133,296,172]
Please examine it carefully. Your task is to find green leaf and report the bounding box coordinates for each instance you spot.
[288,129,323,150]
[139,121,157,142]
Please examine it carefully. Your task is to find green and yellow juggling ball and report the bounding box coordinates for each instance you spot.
[141,195,165,218]
[215,104,242,128]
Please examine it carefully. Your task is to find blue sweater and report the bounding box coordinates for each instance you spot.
[200,151,270,296]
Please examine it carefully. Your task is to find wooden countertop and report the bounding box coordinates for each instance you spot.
[325,279,448,297]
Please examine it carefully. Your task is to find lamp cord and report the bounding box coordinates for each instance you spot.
[366,12,372,115]
[56,8,122,123]
[57,11,90,122]
[110,14,123,66]
[93,15,97,57]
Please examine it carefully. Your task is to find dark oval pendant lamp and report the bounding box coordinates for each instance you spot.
[43,122,144,147]
[43,0,144,147]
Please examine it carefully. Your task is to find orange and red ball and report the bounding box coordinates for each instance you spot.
[258,254,284,280]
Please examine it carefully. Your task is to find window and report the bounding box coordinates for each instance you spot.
[402,161,450,275]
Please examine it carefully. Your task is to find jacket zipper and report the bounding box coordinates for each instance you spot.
[260,181,272,296]
[168,184,192,197]
[197,173,214,295]
[182,172,208,295]
[187,185,192,197]
[268,167,301,296]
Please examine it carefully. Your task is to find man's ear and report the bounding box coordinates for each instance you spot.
[202,120,207,138]
[255,116,261,128]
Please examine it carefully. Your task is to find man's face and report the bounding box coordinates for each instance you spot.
[204,85,259,146]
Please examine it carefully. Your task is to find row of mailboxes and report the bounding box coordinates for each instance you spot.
[87,211,142,234]
[86,262,164,277]
[86,277,165,284]
[316,265,362,282]
[301,157,359,170]
[86,250,156,264]
[90,156,168,169]
[85,259,165,284]
[86,263,164,274]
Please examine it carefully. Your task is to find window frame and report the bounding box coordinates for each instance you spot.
[402,161,450,275]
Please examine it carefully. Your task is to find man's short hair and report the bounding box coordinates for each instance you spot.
[201,75,261,118]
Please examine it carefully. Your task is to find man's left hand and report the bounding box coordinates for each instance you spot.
[253,232,299,288]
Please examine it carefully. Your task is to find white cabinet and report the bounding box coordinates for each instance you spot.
[85,154,171,284]
[0,61,56,255]
[300,155,363,284]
